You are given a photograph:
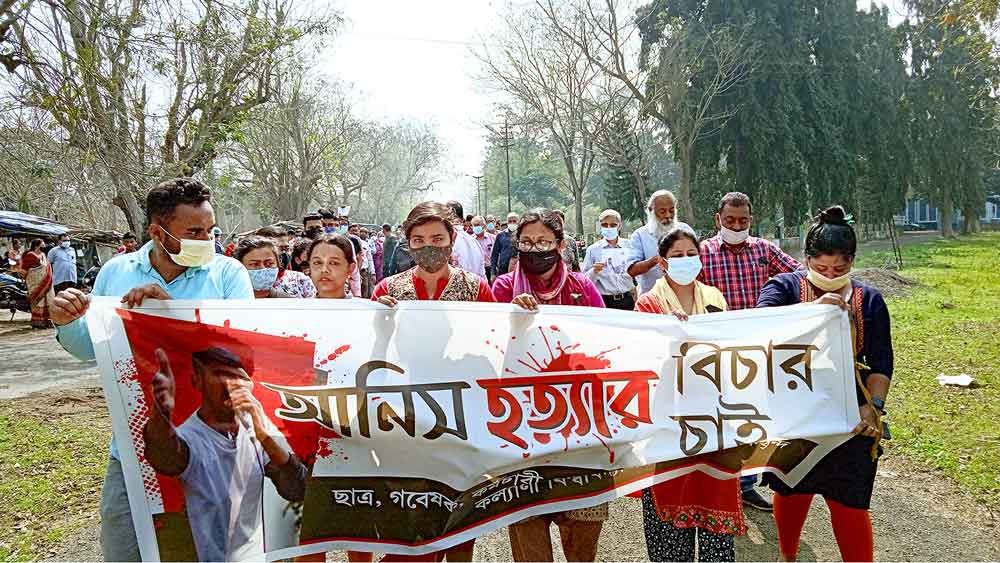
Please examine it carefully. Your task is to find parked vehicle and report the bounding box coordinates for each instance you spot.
[0,272,29,319]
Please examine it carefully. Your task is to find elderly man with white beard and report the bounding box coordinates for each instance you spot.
[626,189,693,295]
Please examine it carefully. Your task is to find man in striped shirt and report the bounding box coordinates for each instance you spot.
[698,191,802,511]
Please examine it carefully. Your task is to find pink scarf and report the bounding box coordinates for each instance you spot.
[511,258,581,305]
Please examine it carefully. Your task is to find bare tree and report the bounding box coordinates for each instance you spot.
[230,69,346,222]
[478,4,615,234]
[9,0,333,234]
[539,0,753,223]
[324,116,392,208]
[0,109,125,230]
[359,121,444,223]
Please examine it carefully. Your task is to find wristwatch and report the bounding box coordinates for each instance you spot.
[871,397,886,414]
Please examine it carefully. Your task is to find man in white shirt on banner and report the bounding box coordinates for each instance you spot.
[626,190,693,295]
[583,209,635,310]
[144,347,306,562]
[446,200,486,278]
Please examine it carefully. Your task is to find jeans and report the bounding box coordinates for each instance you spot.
[100,456,141,562]
[740,474,758,493]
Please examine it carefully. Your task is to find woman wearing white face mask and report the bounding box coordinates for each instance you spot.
[234,237,316,298]
[632,226,741,562]
[756,206,893,563]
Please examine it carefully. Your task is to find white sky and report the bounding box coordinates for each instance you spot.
[321,0,912,207]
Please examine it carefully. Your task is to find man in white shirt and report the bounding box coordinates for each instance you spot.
[626,189,694,295]
[446,200,486,278]
[583,209,635,310]
[144,347,306,562]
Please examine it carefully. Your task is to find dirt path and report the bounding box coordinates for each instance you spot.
[0,313,99,399]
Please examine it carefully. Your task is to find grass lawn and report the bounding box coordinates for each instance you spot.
[857,232,1000,506]
[0,406,106,561]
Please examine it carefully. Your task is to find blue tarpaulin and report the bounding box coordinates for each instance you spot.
[0,210,68,238]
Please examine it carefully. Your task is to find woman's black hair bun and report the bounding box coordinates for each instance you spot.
[817,205,848,227]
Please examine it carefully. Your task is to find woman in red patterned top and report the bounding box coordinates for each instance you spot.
[372,201,494,306]
[371,201,493,563]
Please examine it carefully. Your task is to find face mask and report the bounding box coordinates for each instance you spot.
[411,245,452,273]
[248,267,279,291]
[280,253,292,270]
[487,222,496,231]
[720,226,749,245]
[306,227,323,239]
[601,227,619,241]
[157,227,215,268]
[338,225,349,235]
[324,227,336,234]
[472,226,484,235]
[507,223,517,232]
[807,267,851,293]
[519,249,561,276]
[60,241,71,249]
[666,255,702,286]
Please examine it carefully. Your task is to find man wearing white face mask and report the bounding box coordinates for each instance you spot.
[697,191,801,512]
[626,190,693,295]
[584,209,635,310]
[49,177,253,562]
[48,233,78,293]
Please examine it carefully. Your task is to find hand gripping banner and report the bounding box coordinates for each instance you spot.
[86,297,858,561]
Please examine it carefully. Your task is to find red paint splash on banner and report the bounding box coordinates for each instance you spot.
[116,309,320,514]
[506,326,621,462]
[327,345,351,361]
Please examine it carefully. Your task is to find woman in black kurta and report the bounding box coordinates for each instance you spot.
[756,206,893,562]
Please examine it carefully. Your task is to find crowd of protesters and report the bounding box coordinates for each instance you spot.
[41,177,892,563]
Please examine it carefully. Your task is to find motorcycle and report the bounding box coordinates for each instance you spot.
[0,272,30,319]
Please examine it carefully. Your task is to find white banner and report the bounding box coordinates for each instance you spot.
[86,297,857,561]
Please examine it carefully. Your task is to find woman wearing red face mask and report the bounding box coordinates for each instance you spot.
[370,201,494,563]
[491,209,607,563]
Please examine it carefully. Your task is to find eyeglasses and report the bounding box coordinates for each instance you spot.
[517,239,557,252]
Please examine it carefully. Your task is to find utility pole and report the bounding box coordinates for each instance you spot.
[469,174,484,215]
[504,113,512,213]
[485,109,516,214]
[481,177,488,217]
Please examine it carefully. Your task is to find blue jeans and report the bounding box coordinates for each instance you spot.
[100,456,141,562]
[740,474,758,493]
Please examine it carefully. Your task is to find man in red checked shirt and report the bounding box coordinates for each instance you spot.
[697,191,802,512]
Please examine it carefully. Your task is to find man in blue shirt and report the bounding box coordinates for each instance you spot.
[626,189,694,295]
[490,211,520,278]
[51,177,253,562]
[48,233,78,293]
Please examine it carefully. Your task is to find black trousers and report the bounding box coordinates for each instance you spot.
[601,292,635,310]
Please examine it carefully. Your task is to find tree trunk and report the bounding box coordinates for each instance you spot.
[111,177,146,238]
[677,151,694,225]
[939,187,955,238]
[574,189,584,236]
[961,204,979,234]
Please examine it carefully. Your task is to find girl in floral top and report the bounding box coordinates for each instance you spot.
[234,237,316,298]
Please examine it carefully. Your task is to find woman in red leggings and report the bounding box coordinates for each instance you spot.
[756,206,893,562]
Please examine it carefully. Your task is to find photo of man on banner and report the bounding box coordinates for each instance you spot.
[143,345,307,562]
